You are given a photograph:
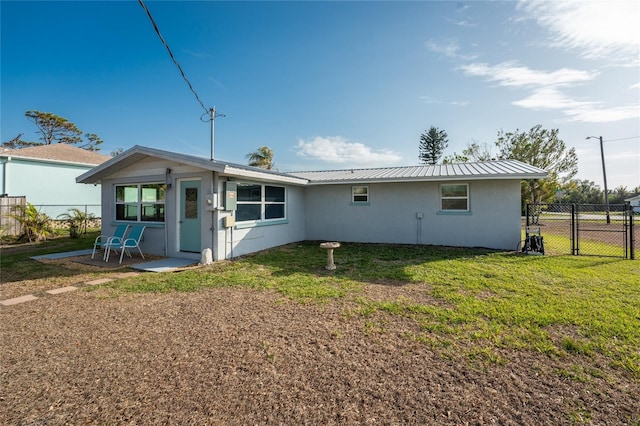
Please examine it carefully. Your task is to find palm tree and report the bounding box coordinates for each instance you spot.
[246,146,276,170]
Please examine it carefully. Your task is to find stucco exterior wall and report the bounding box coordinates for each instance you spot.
[215,184,306,259]
[1,158,101,217]
[95,152,524,259]
[98,159,211,258]
[303,180,522,250]
[98,159,307,260]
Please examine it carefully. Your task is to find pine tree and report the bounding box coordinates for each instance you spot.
[419,127,448,165]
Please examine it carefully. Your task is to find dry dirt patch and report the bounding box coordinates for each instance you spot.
[1,287,637,425]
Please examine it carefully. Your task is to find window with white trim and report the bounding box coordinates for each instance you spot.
[236,183,286,222]
[440,183,469,211]
[115,183,165,222]
[352,185,369,204]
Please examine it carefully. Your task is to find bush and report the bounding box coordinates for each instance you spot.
[8,203,54,242]
[57,208,96,238]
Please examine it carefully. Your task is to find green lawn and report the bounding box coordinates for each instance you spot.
[87,241,640,379]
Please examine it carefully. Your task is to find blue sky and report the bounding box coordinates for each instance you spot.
[2,1,639,189]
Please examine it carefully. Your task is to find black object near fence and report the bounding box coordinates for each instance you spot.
[526,203,635,259]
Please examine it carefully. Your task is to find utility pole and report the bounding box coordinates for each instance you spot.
[204,107,225,161]
[586,136,610,224]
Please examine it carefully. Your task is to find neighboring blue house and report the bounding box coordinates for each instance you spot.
[77,145,547,261]
[0,144,111,218]
[626,194,640,213]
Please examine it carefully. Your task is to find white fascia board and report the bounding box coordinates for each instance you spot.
[2,154,98,168]
[223,166,309,185]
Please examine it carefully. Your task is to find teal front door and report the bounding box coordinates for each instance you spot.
[179,180,202,253]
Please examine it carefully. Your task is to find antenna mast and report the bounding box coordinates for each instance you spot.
[202,107,225,160]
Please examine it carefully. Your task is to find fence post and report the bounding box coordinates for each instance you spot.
[629,203,635,260]
[526,204,530,227]
[571,204,576,256]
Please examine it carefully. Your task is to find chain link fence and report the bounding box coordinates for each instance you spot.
[526,203,636,259]
[0,200,101,239]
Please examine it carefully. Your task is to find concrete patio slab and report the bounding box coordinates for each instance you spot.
[45,286,78,295]
[30,249,94,260]
[132,257,197,273]
[86,278,115,286]
[1,294,38,306]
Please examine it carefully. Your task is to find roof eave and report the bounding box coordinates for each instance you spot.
[76,145,309,185]
[222,166,308,185]
[302,172,548,185]
[1,154,103,168]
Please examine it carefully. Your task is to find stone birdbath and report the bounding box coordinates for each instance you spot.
[319,242,340,270]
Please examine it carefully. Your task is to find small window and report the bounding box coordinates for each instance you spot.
[115,183,165,222]
[352,186,369,204]
[236,183,286,223]
[441,184,469,211]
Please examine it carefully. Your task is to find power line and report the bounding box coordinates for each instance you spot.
[604,136,640,142]
[138,0,208,114]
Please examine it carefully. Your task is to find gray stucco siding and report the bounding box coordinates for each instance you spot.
[222,184,306,259]
[304,180,521,250]
[99,175,170,257]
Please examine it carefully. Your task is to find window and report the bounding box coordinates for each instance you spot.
[440,184,469,211]
[352,186,369,204]
[236,183,286,223]
[116,183,165,222]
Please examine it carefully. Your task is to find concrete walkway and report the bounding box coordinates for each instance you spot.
[2,251,198,307]
[0,271,143,307]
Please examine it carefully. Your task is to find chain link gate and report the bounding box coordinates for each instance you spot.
[526,203,635,259]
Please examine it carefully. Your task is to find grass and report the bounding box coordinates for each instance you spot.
[86,241,640,378]
[1,230,103,282]
[3,236,639,378]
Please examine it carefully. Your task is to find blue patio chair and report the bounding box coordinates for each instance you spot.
[105,225,146,264]
[91,224,129,260]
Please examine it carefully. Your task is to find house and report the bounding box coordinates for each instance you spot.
[626,194,640,213]
[0,144,111,218]
[76,145,547,261]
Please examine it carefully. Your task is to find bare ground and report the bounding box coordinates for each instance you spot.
[1,281,638,425]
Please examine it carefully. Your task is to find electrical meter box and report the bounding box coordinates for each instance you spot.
[224,215,235,228]
[224,181,237,211]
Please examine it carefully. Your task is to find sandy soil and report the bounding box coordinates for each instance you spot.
[1,284,638,425]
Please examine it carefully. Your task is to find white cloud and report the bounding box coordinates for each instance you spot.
[450,101,469,106]
[461,62,638,123]
[512,87,593,110]
[519,0,640,64]
[459,62,597,87]
[425,39,477,61]
[295,136,402,166]
[513,87,639,123]
[447,18,477,28]
[562,105,640,123]
[419,96,442,104]
[630,83,640,90]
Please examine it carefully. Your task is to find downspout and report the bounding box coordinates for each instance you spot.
[211,171,217,260]
[0,157,10,195]
[164,168,172,258]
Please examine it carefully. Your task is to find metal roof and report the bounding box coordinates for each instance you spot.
[76,145,308,185]
[76,146,547,186]
[288,160,547,184]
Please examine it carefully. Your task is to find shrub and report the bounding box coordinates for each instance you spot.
[8,202,54,242]
[57,208,96,238]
